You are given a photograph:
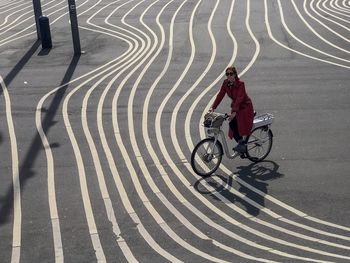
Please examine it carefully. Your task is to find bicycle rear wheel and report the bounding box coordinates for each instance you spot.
[191,138,223,177]
[246,126,273,162]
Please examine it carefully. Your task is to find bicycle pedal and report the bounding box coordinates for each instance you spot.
[240,154,246,159]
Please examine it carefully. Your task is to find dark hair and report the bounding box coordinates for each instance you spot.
[226,66,239,80]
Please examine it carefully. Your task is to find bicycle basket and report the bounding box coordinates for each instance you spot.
[203,112,224,128]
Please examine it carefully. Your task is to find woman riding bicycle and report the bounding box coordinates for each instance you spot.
[209,66,254,153]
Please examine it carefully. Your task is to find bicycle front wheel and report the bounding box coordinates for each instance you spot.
[246,126,273,162]
[191,137,223,177]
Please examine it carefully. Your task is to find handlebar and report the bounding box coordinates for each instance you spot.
[207,111,229,120]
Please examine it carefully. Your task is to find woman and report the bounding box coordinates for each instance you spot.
[210,66,254,153]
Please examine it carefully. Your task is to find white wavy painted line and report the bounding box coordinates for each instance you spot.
[104,0,148,47]
[316,0,350,24]
[0,0,90,47]
[94,1,183,261]
[9,1,127,91]
[323,0,350,17]
[291,0,350,52]
[184,0,350,251]
[142,1,292,262]
[8,2,126,262]
[189,0,350,240]
[151,0,270,258]
[340,0,350,10]
[0,3,33,28]
[239,0,261,77]
[35,99,64,263]
[34,3,139,262]
[0,3,30,19]
[0,0,102,52]
[98,61,183,261]
[230,172,350,237]
[79,1,142,261]
[206,134,350,240]
[37,5,137,262]
[313,0,350,26]
[344,0,350,8]
[276,0,350,64]
[227,173,350,242]
[62,74,107,262]
[35,3,137,261]
[209,176,350,250]
[109,0,236,260]
[0,0,55,19]
[333,0,350,12]
[152,0,341,260]
[36,18,140,262]
[303,0,350,43]
[59,2,151,261]
[328,0,350,17]
[81,50,139,262]
[345,0,350,8]
[0,0,22,9]
[267,0,350,66]
[166,0,350,260]
[128,0,281,262]
[0,76,21,263]
[10,2,344,263]
[81,49,139,259]
[0,0,62,36]
[0,0,26,13]
[55,0,103,20]
[149,0,304,254]
[256,0,350,232]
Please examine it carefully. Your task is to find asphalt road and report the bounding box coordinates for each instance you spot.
[0,0,349,262]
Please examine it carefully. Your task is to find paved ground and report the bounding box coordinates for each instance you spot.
[0,0,350,262]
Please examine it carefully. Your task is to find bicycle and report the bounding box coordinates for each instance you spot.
[191,111,274,177]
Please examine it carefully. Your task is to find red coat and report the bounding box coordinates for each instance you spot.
[212,79,254,139]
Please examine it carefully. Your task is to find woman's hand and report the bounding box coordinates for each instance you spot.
[229,112,236,121]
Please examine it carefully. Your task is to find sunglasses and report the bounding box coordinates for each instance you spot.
[226,72,234,76]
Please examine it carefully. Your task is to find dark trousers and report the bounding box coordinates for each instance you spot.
[229,117,242,143]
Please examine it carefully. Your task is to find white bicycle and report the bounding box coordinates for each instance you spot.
[191,111,274,177]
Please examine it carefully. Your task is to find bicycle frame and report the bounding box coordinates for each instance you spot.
[191,112,274,176]
[206,128,240,159]
[205,113,274,160]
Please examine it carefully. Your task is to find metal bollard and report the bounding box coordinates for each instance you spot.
[38,16,52,49]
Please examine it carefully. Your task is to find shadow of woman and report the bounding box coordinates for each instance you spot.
[234,161,284,217]
[193,161,284,217]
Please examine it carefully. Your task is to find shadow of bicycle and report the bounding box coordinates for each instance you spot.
[234,161,284,216]
[194,161,284,217]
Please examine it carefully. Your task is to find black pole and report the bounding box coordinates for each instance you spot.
[38,16,52,49]
[32,0,43,39]
[67,0,81,55]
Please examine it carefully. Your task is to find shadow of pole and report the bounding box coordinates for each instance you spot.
[0,54,81,224]
[1,40,41,92]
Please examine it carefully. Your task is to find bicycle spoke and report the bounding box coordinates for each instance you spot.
[246,127,273,162]
[191,138,223,177]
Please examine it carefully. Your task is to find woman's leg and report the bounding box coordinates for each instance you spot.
[229,117,242,142]
[229,118,246,153]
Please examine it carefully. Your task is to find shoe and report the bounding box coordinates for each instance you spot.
[239,153,246,159]
[233,141,246,153]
